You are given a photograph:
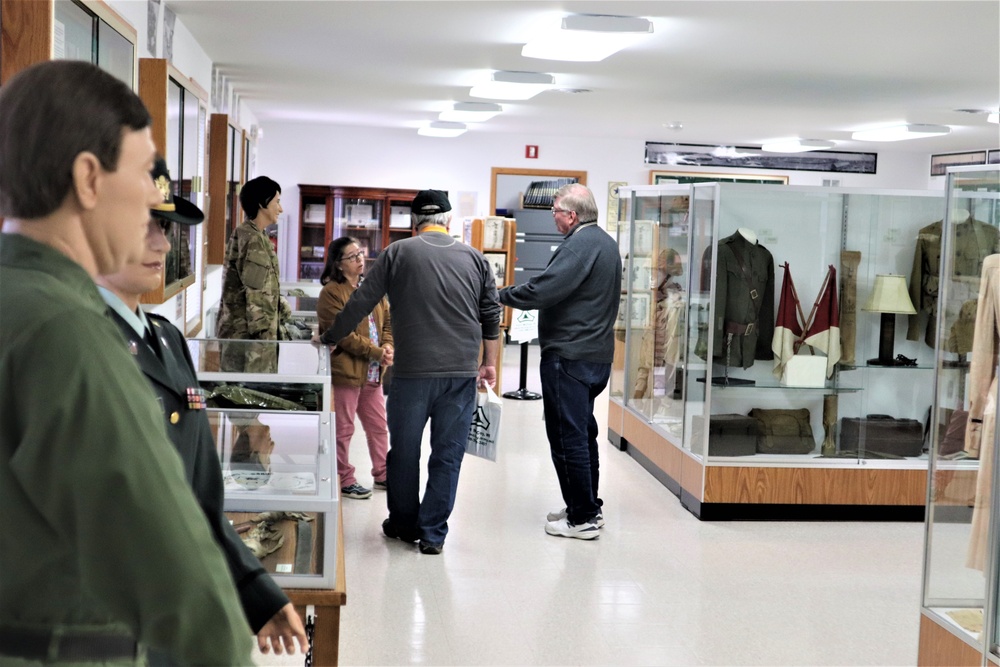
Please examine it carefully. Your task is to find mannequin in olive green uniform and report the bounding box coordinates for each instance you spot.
[907,215,999,352]
[0,61,251,665]
[216,176,292,373]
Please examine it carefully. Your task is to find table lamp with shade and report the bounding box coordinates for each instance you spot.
[862,274,917,366]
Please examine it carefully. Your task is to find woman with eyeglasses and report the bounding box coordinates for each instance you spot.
[317,237,393,500]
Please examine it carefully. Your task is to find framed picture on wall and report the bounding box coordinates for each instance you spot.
[484,252,507,288]
[930,150,988,176]
[650,170,789,186]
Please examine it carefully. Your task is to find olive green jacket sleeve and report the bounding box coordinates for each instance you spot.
[1,237,252,667]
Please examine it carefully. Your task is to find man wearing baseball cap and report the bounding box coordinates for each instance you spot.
[97,157,308,659]
[320,189,501,555]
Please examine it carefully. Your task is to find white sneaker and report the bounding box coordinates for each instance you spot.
[546,507,605,528]
[544,517,600,540]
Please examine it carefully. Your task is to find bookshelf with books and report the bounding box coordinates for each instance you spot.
[297,185,420,280]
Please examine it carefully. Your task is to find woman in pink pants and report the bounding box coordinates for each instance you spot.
[317,237,393,499]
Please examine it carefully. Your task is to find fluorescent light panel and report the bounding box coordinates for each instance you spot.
[469,72,555,100]
[761,139,836,153]
[988,112,999,124]
[470,71,554,101]
[439,102,502,123]
[522,14,653,62]
[851,124,950,141]
[417,121,467,138]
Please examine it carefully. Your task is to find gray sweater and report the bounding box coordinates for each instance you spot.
[499,223,622,363]
[321,231,501,378]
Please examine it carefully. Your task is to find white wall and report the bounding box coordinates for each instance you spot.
[258,121,940,280]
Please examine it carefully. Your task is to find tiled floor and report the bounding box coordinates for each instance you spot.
[259,344,923,666]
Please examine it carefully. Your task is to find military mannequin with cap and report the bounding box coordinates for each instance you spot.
[96,157,308,661]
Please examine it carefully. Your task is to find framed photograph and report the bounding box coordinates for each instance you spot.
[630,257,653,291]
[482,217,506,249]
[616,292,653,330]
[633,220,655,256]
[650,170,788,186]
[930,150,988,176]
[484,252,507,288]
[606,181,628,234]
[644,141,877,174]
[989,149,1000,165]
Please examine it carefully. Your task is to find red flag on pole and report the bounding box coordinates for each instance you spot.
[803,265,841,378]
[772,263,803,379]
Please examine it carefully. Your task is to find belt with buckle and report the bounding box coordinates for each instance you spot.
[724,320,755,336]
[0,627,138,662]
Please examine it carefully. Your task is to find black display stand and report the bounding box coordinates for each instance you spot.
[503,342,541,400]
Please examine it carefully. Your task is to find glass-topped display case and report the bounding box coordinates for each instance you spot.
[187,339,331,412]
[611,181,946,519]
[612,185,692,443]
[213,408,337,589]
[920,165,1000,664]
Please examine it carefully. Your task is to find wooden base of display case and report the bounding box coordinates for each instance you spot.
[918,611,983,667]
[613,401,927,521]
[286,502,347,666]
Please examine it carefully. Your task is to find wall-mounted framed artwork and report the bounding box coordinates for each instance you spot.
[644,142,877,174]
[650,170,789,186]
[930,150,989,176]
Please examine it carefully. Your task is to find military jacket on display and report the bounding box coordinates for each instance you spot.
[711,233,775,369]
[0,234,251,665]
[907,218,999,352]
[217,220,291,372]
[107,309,289,634]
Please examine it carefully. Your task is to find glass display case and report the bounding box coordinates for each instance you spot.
[213,408,337,589]
[611,181,946,518]
[920,165,1000,665]
[54,0,136,87]
[186,339,332,412]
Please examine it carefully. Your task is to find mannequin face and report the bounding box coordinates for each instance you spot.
[97,217,172,304]
[257,192,283,226]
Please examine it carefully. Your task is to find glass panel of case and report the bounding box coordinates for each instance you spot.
[211,409,337,589]
[187,339,331,412]
[687,183,942,462]
[922,165,1000,654]
[618,186,691,442]
[333,197,383,258]
[54,0,95,63]
[96,18,134,87]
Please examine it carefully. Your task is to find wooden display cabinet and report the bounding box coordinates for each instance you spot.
[207,114,247,265]
[296,185,420,281]
[137,58,208,335]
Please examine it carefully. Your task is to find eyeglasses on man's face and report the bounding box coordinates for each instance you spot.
[339,251,364,263]
[551,207,573,216]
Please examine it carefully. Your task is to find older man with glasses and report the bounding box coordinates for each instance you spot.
[499,183,622,540]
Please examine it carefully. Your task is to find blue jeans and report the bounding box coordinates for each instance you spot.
[385,376,477,545]
[539,352,610,526]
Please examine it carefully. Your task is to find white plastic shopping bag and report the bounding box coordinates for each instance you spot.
[466,384,502,462]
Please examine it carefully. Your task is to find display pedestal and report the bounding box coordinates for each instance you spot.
[503,342,540,400]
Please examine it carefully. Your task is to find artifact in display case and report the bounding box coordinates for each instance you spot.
[612,181,950,520]
[187,339,332,412]
[212,409,337,589]
[920,165,1000,664]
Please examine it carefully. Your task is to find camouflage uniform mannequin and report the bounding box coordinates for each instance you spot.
[217,176,292,373]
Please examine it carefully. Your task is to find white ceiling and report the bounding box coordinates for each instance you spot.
[171,0,1000,155]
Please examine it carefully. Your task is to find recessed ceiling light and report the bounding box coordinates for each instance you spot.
[851,124,950,141]
[470,71,554,101]
[761,139,836,153]
[522,14,653,62]
[417,121,467,138]
[439,102,502,123]
[662,122,684,131]
[989,112,999,124]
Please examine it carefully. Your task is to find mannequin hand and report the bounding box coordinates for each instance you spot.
[257,603,308,655]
